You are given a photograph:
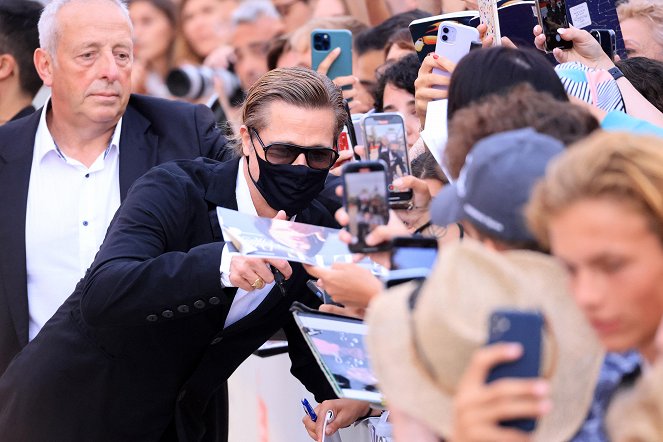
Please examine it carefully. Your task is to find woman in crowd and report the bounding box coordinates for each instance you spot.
[128,0,178,97]
[617,0,663,61]
[176,0,237,63]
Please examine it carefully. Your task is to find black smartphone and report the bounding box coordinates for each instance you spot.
[385,236,439,287]
[486,309,543,432]
[590,29,616,60]
[535,0,573,52]
[342,161,390,253]
[361,113,413,207]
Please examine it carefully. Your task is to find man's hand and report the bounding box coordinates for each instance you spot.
[414,53,455,128]
[451,343,550,442]
[533,25,614,70]
[228,211,292,291]
[302,398,372,441]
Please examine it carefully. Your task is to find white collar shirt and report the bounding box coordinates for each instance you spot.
[25,99,122,340]
[221,157,276,328]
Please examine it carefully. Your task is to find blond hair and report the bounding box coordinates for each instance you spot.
[526,131,663,248]
[230,67,345,156]
[618,0,663,49]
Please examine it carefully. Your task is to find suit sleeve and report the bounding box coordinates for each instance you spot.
[193,104,235,162]
[79,166,228,329]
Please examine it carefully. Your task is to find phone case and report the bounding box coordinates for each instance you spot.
[478,0,501,45]
[433,21,481,78]
[409,13,479,63]
[311,29,353,80]
[486,310,543,432]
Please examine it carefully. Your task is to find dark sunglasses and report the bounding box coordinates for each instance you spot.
[249,127,339,171]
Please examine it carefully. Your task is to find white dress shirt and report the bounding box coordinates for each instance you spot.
[220,157,276,328]
[25,100,122,340]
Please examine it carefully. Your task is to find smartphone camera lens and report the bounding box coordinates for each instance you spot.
[442,27,449,34]
[442,35,448,41]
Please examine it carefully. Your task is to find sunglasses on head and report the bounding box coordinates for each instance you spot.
[249,127,339,170]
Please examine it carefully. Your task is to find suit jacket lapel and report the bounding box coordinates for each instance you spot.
[0,112,40,347]
[118,103,158,200]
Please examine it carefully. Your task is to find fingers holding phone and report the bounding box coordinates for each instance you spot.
[452,342,550,442]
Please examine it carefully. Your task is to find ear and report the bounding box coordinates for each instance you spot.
[0,54,16,81]
[33,48,54,87]
[239,125,252,157]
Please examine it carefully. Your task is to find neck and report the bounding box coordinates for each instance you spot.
[0,86,32,125]
[243,157,277,218]
[46,106,117,168]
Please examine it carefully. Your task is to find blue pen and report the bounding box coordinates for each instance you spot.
[301,398,317,422]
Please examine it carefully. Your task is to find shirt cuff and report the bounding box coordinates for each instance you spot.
[219,243,239,287]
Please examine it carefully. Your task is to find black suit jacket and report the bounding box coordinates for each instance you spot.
[0,158,337,441]
[0,94,232,376]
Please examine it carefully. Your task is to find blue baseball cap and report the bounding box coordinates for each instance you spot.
[431,128,564,243]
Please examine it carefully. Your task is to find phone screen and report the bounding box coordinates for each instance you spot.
[391,247,438,270]
[344,165,389,251]
[538,0,572,51]
[362,114,412,203]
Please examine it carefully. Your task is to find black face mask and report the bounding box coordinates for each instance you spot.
[247,154,329,217]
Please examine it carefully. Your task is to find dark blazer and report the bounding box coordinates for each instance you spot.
[0,158,337,441]
[0,94,232,376]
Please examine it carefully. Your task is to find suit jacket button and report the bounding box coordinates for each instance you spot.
[209,296,220,305]
[177,305,190,313]
[211,337,223,345]
[146,314,158,322]
[162,310,174,319]
[193,300,205,309]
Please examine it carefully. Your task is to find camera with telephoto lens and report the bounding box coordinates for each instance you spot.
[166,64,241,100]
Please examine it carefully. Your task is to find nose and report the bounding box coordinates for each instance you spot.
[292,152,308,166]
[98,50,120,82]
[571,269,605,312]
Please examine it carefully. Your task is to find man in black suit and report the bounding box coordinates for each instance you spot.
[0,0,42,124]
[0,0,230,378]
[0,66,345,441]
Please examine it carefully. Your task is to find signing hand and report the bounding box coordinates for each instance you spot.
[228,211,293,291]
[304,262,382,309]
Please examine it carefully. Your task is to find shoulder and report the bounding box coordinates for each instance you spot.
[126,94,216,126]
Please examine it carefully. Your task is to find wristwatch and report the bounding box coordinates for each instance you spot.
[608,66,624,81]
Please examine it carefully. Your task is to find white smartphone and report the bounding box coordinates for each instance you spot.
[433,21,481,83]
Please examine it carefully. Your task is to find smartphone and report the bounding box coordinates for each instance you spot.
[361,113,413,207]
[385,236,439,287]
[432,21,481,81]
[409,13,479,63]
[486,309,543,432]
[590,29,616,60]
[342,161,390,253]
[311,29,353,81]
[390,236,438,270]
[535,0,573,52]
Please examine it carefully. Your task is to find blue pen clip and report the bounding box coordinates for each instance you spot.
[301,398,317,422]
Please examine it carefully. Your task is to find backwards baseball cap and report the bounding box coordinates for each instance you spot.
[431,128,564,243]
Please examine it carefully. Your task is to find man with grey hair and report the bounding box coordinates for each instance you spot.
[231,0,284,92]
[0,0,230,379]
